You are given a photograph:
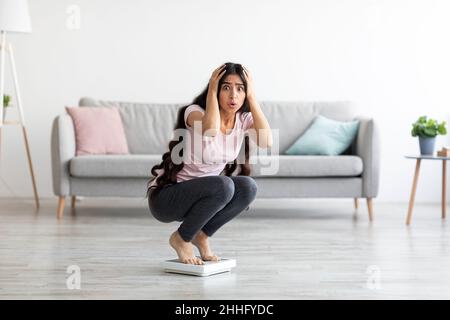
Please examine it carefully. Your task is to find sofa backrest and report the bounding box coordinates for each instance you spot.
[79,97,357,154]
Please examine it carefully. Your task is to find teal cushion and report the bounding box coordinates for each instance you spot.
[285,115,360,155]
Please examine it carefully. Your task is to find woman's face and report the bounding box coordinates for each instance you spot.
[218,74,246,113]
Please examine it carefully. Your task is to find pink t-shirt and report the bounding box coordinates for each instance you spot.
[148,104,254,189]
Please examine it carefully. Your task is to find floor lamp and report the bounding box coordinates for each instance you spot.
[0,0,39,208]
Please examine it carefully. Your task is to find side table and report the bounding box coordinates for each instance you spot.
[405,155,449,225]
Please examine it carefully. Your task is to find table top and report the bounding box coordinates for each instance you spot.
[405,155,450,160]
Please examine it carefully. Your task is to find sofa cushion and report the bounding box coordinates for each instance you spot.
[249,155,363,177]
[70,154,162,177]
[285,115,360,156]
[70,154,363,178]
[65,106,129,156]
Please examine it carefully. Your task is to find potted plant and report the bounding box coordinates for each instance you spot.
[411,116,447,155]
[3,94,11,122]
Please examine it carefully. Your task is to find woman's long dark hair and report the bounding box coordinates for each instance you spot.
[147,62,251,197]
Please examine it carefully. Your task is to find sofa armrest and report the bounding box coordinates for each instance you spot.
[354,117,380,198]
[51,114,75,196]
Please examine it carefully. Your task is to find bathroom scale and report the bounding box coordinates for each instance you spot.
[161,258,236,277]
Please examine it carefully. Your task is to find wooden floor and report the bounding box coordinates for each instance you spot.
[1,197,450,300]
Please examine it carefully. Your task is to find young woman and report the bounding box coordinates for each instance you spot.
[147,62,272,265]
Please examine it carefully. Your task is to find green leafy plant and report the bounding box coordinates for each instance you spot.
[411,116,447,138]
[3,94,10,108]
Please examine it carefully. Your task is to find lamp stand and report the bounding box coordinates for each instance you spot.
[0,30,39,208]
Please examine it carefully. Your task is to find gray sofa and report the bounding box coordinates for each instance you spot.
[51,97,380,219]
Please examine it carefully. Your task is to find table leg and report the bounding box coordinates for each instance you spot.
[406,159,421,225]
[443,160,446,219]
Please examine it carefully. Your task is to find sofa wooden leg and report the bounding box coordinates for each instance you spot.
[366,198,373,221]
[354,198,359,210]
[71,196,76,208]
[57,196,65,219]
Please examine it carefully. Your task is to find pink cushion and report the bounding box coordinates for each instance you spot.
[66,106,129,156]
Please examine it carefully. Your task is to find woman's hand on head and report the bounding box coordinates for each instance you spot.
[242,66,256,100]
[208,64,227,94]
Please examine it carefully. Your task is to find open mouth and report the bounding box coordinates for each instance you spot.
[228,102,237,108]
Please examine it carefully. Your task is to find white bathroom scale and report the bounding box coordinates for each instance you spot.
[161,258,236,277]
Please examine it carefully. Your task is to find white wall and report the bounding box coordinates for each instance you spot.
[1,0,449,202]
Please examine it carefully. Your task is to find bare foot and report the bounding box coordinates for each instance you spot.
[192,230,221,262]
[169,231,204,265]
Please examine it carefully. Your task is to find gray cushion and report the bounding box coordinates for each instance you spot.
[70,154,363,178]
[250,155,363,177]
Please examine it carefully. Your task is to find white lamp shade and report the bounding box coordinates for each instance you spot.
[0,0,32,33]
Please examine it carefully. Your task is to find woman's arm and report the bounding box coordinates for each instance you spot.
[243,67,273,148]
[202,89,221,136]
[202,64,227,136]
[247,96,273,148]
[187,93,221,136]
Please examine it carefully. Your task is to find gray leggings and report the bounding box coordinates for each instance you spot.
[147,175,258,242]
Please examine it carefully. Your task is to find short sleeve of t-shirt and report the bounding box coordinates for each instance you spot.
[240,112,254,131]
[184,104,205,128]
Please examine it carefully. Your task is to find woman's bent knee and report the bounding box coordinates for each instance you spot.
[206,176,235,202]
[236,176,258,194]
[247,177,258,194]
[234,176,258,203]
